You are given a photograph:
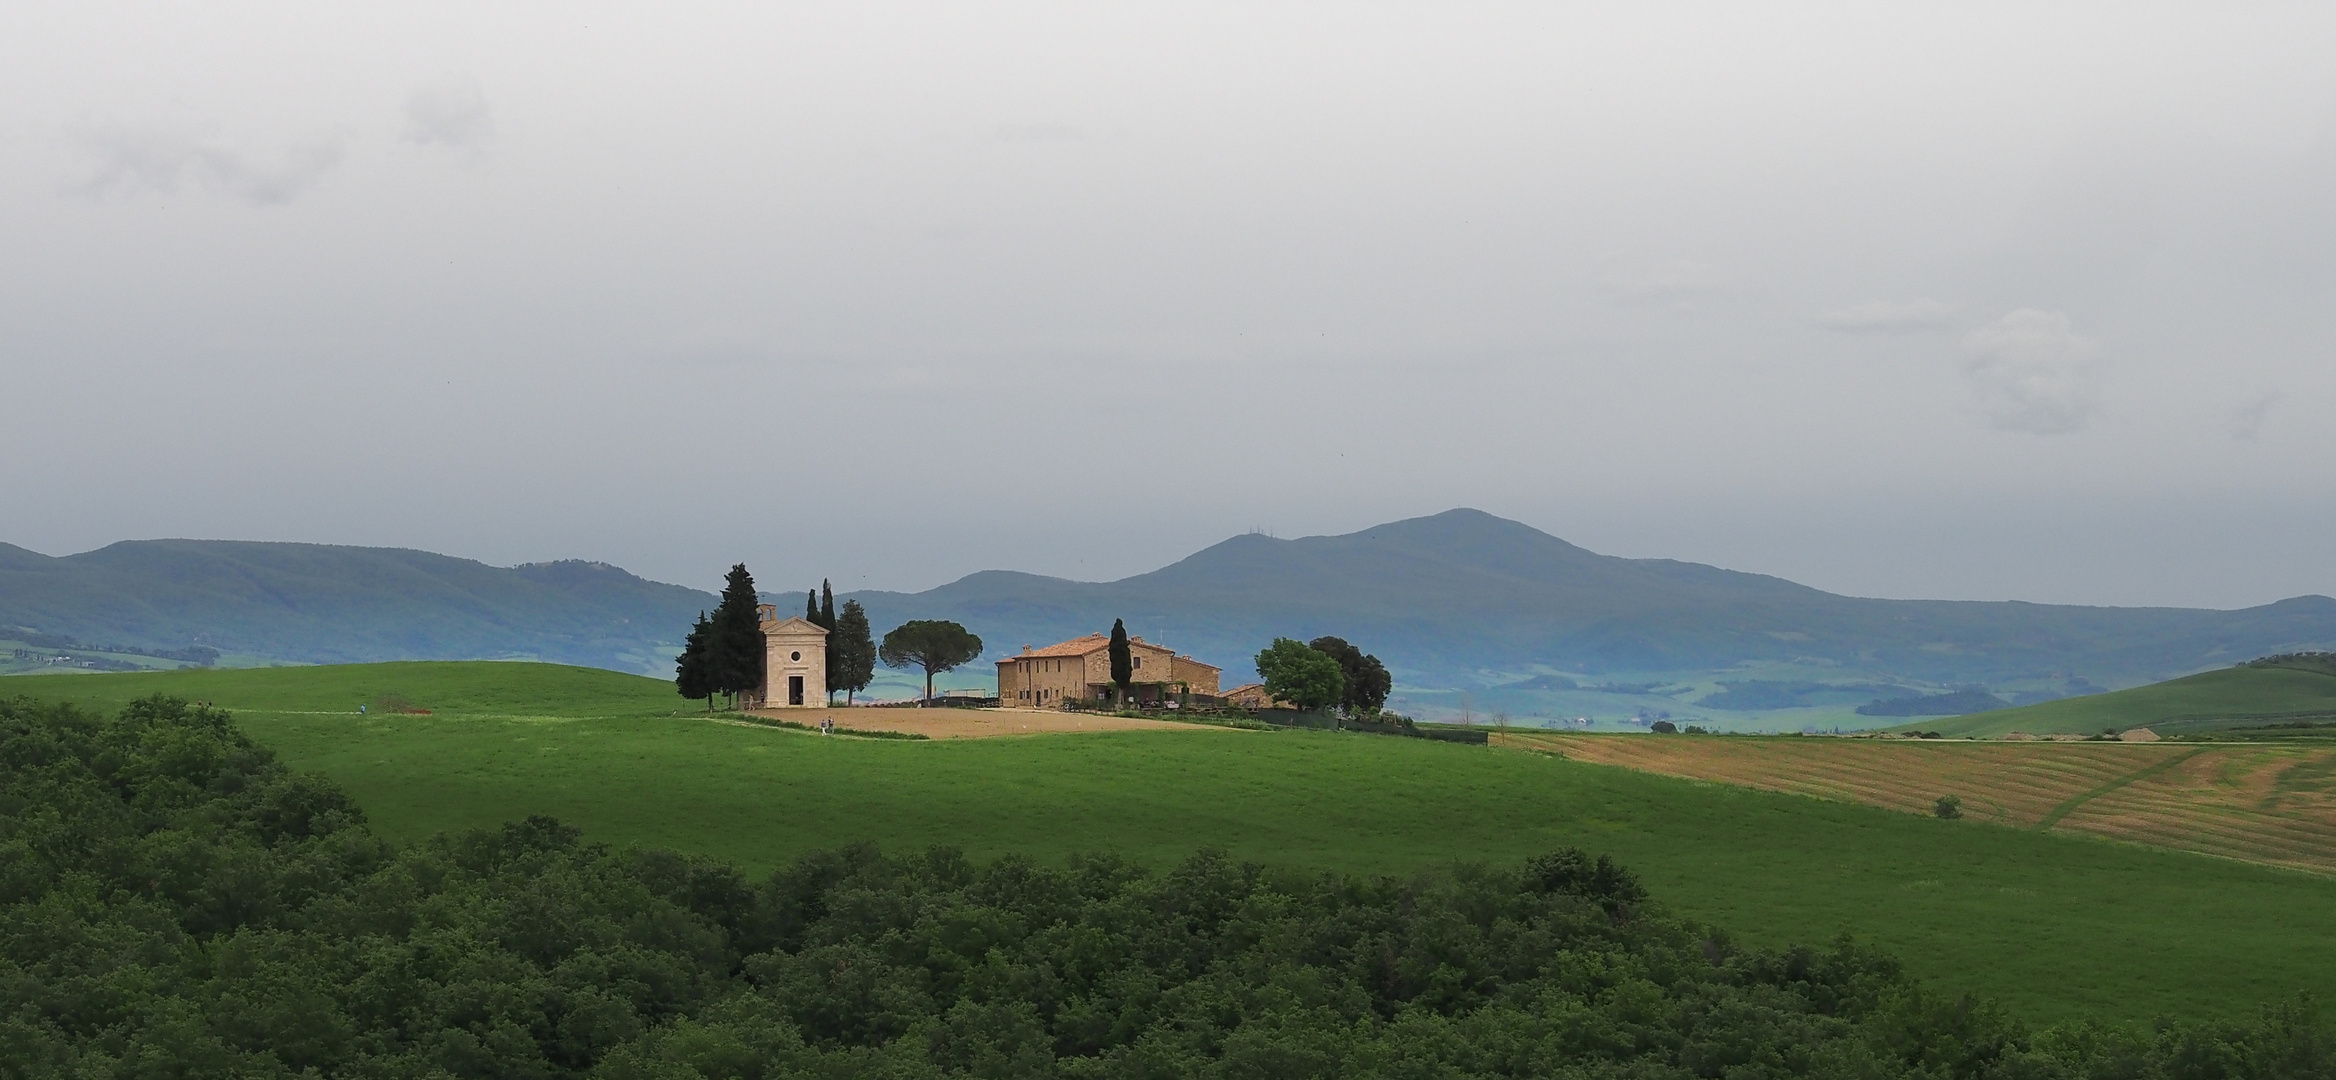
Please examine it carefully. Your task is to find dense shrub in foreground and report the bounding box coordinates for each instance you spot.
[1,694,2329,1079]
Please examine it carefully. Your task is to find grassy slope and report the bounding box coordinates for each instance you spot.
[11,662,2336,1023]
[1918,666,2336,737]
[0,661,679,717]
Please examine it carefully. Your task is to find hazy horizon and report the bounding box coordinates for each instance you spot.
[5,4,2332,607]
[10,504,2334,615]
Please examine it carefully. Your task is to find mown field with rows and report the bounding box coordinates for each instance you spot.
[1497,732,2336,873]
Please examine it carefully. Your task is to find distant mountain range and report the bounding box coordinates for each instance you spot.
[7,510,2335,692]
[0,540,704,675]
[841,509,2336,690]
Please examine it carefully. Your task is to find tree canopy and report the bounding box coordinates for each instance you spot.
[1255,636,1345,711]
[674,610,714,707]
[829,599,876,705]
[706,563,765,706]
[878,619,983,704]
[1309,634,1394,714]
[3,692,2323,1079]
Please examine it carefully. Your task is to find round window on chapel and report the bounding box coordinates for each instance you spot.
[790,651,802,662]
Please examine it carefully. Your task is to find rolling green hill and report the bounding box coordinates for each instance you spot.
[0,659,680,718]
[12,661,2336,1023]
[1913,659,2336,737]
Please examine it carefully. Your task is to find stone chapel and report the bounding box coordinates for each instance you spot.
[755,604,828,707]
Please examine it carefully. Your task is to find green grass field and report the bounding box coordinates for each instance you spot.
[10,661,2336,1024]
[1917,664,2336,737]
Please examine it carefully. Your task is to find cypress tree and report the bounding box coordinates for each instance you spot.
[675,611,714,711]
[833,599,876,705]
[708,564,765,708]
[818,579,838,702]
[805,589,819,623]
[1108,618,1133,707]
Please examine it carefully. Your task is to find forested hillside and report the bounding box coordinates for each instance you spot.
[3,693,2325,1078]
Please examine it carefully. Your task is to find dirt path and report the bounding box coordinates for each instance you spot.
[740,706,1225,740]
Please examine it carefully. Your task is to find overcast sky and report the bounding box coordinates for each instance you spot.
[4,2,2332,608]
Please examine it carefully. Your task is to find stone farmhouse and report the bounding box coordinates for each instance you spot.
[753,604,827,708]
[1218,683,1285,709]
[997,633,1221,708]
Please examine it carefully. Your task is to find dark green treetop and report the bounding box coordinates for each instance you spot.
[1308,635,1393,714]
[831,598,877,705]
[708,563,765,707]
[674,610,714,709]
[1255,637,1345,712]
[879,619,984,705]
[1108,618,1133,704]
[817,579,839,701]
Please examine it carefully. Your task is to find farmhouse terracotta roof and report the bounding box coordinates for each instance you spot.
[1007,634,1110,659]
[1003,633,1181,661]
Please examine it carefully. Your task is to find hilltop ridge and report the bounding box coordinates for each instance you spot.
[8,510,2335,698]
[844,509,2336,689]
[0,539,704,675]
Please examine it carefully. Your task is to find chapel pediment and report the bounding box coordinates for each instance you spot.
[760,615,830,636]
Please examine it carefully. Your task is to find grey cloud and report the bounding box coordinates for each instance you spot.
[1606,260,1726,303]
[10,4,2336,614]
[995,123,1087,144]
[1820,298,1960,333]
[403,78,493,150]
[2226,391,2279,441]
[1958,309,2102,435]
[66,128,343,205]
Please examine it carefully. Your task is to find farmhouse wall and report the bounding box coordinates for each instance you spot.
[1080,639,1174,688]
[997,652,1087,707]
[996,633,1221,707]
[1169,655,1222,695]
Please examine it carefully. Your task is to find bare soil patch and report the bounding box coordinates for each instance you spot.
[741,706,1223,740]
